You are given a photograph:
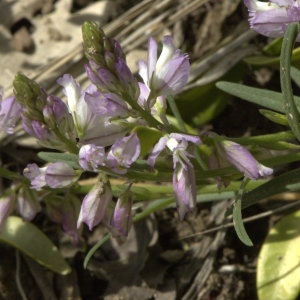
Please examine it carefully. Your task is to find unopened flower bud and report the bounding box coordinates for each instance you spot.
[0,93,21,135]
[77,178,112,230]
[110,193,132,237]
[220,140,273,179]
[13,73,47,122]
[17,187,41,221]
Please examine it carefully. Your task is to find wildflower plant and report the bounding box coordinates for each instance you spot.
[2,15,300,280]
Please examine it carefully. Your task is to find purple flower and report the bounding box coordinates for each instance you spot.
[220,140,273,179]
[45,162,78,188]
[23,164,47,190]
[148,133,201,220]
[77,180,112,230]
[0,89,21,135]
[58,74,127,147]
[110,194,132,237]
[22,118,52,141]
[17,188,41,221]
[24,162,78,190]
[107,132,141,174]
[139,36,190,98]
[43,95,75,139]
[79,144,106,171]
[244,0,300,40]
[84,91,128,117]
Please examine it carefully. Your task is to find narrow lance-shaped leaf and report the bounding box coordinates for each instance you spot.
[0,216,71,275]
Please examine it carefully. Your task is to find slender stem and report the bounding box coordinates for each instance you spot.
[280,22,300,142]
[167,95,187,132]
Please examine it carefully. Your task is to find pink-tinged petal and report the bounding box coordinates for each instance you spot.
[138,82,150,108]
[107,132,140,173]
[138,61,149,86]
[147,136,168,167]
[57,74,81,114]
[85,92,128,117]
[141,36,190,97]
[0,96,21,134]
[110,194,132,237]
[79,144,106,171]
[173,159,196,220]
[22,118,51,141]
[244,0,300,40]
[77,181,112,230]
[45,162,77,188]
[221,141,273,179]
[17,188,41,221]
[23,163,47,190]
[154,56,190,95]
[147,37,158,82]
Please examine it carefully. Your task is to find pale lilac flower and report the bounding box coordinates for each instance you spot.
[244,0,300,40]
[138,82,167,121]
[79,144,106,171]
[0,89,21,135]
[17,187,41,221]
[148,133,201,220]
[110,194,132,237]
[24,164,47,190]
[107,132,141,174]
[43,95,75,140]
[77,180,112,230]
[58,74,127,147]
[22,118,51,141]
[220,140,273,179]
[24,162,78,190]
[45,162,78,188]
[139,36,190,98]
[0,195,15,230]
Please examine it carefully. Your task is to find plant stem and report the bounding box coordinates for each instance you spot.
[280,22,300,142]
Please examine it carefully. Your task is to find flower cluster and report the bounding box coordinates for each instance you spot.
[0,22,273,242]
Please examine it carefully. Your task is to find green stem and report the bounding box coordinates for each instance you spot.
[167,96,187,132]
[280,22,300,142]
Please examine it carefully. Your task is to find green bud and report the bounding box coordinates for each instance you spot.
[82,21,106,66]
[13,73,47,122]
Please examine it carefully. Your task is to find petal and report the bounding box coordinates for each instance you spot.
[45,162,77,188]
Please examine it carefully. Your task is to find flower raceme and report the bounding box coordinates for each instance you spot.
[244,0,300,40]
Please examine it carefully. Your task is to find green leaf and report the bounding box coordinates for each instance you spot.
[232,180,253,246]
[0,216,71,275]
[263,38,282,56]
[38,152,80,169]
[216,81,300,113]
[244,47,300,66]
[259,109,289,126]
[242,168,300,209]
[257,210,300,300]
